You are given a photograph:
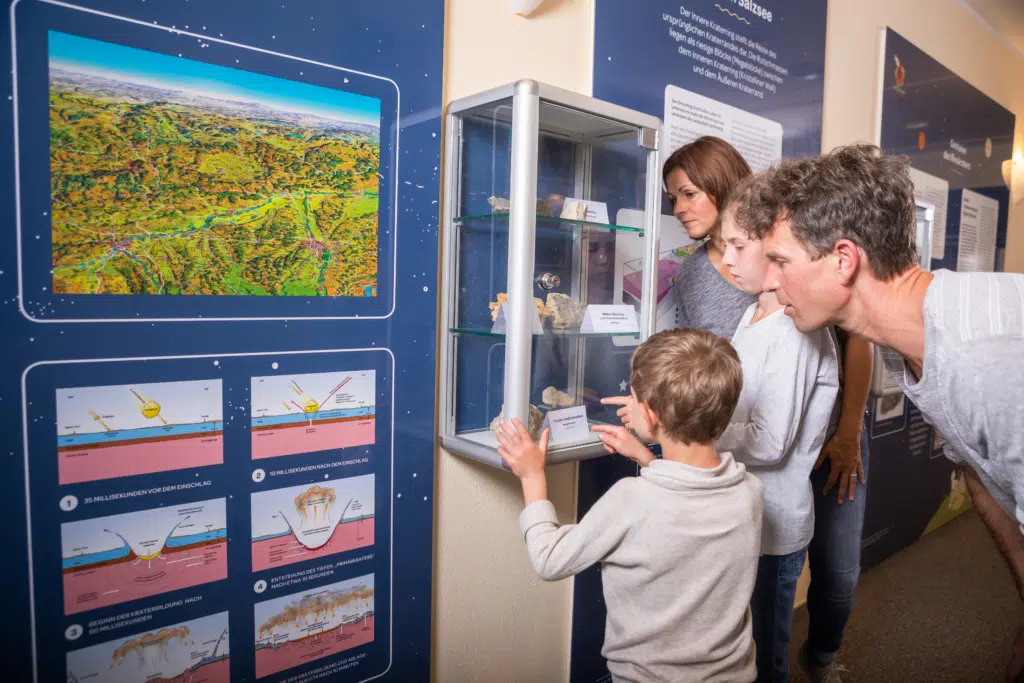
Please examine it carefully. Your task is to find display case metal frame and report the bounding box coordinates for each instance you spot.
[438,79,663,468]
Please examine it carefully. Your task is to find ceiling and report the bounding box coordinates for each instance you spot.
[959,0,1024,57]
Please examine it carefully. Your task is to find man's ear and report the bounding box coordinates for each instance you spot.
[833,239,861,285]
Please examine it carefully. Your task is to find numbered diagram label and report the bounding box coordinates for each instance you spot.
[254,574,375,678]
[251,474,375,571]
[66,611,230,683]
[56,379,223,484]
[250,371,375,459]
[61,499,228,615]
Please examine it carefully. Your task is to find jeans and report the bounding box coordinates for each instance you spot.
[751,546,808,683]
[804,428,871,664]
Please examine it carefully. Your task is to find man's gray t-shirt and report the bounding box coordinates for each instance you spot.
[884,269,1024,529]
[673,244,756,338]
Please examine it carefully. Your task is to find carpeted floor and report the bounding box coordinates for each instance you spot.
[789,509,1024,683]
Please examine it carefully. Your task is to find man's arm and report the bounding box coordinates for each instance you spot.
[817,334,873,502]
[963,467,1024,601]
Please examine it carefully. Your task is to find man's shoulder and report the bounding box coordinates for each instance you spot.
[927,269,1024,343]
[939,335,1024,390]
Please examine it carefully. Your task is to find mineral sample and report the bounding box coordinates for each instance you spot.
[489,292,553,322]
[490,404,544,440]
[560,200,588,221]
[487,196,555,217]
[542,386,575,409]
[545,293,586,330]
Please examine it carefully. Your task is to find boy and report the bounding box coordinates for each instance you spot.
[497,328,763,683]
[717,188,839,683]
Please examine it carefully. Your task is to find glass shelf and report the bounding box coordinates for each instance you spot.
[455,213,643,234]
[451,327,641,340]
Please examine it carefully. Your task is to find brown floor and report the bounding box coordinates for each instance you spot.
[789,509,1023,683]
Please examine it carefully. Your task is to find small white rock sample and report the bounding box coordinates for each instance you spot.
[488,196,511,212]
[546,293,586,330]
[542,386,575,409]
[490,404,544,440]
[560,200,588,221]
[487,196,555,217]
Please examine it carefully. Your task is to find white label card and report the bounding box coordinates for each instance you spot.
[908,167,949,260]
[957,189,999,273]
[563,197,610,224]
[542,406,591,446]
[491,303,544,335]
[579,305,639,334]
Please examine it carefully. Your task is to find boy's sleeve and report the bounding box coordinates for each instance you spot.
[519,480,637,581]
[717,328,836,466]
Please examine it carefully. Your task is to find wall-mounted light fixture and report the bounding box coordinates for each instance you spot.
[1002,150,1024,206]
[508,0,545,17]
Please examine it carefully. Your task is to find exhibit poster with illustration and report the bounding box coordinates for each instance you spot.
[0,1,442,681]
[860,28,1015,569]
[574,1,828,679]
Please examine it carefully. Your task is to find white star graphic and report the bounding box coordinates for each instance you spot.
[618,379,628,392]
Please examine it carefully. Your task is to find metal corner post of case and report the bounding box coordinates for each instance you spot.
[640,139,662,339]
[504,81,541,427]
[439,112,462,438]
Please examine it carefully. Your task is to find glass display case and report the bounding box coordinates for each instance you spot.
[871,201,934,396]
[439,80,663,468]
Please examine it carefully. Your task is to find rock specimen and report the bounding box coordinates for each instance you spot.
[490,404,544,440]
[542,386,575,409]
[489,292,553,322]
[560,200,588,221]
[487,196,555,217]
[545,293,586,330]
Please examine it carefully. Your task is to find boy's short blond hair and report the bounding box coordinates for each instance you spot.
[630,329,742,444]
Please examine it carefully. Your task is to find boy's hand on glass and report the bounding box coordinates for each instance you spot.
[591,424,656,467]
[496,418,549,481]
[600,395,635,431]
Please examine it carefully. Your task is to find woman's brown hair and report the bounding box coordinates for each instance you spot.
[662,136,752,209]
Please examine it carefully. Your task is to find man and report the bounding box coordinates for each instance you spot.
[736,144,1024,681]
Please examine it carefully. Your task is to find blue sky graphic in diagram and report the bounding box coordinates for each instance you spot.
[62,499,227,568]
[56,379,223,442]
[66,611,230,683]
[251,474,375,548]
[250,370,375,424]
[51,31,381,128]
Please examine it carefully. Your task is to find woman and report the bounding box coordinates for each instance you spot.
[663,136,756,339]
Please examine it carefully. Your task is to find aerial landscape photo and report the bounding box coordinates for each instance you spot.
[48,31,382,297]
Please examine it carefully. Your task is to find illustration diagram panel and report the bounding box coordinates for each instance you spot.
[66,611,230,683]
[251,474,375,571]
[56,379,223,485]
[254,574,375,679]
[62,498,228,615]
[250,370,375,460]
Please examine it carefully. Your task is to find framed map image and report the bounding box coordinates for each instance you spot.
[50,31,380,298]
[13,0,400,321]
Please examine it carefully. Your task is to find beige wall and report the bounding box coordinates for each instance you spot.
[433,2,595,682]
[433,1,1024,682]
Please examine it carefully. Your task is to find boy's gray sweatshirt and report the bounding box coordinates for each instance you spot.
[519,454,763,683]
